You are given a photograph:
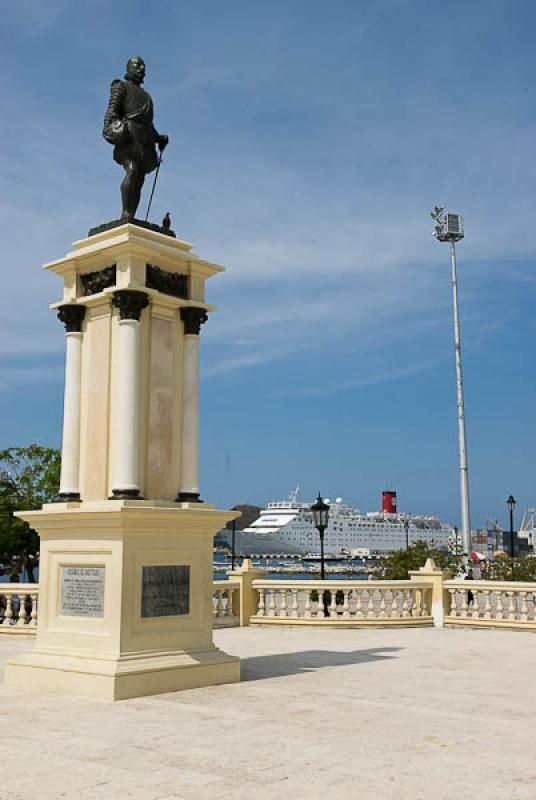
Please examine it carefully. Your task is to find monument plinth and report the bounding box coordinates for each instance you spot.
[5,224,240,700]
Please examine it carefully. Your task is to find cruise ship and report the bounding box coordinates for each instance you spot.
[225,489,453,555]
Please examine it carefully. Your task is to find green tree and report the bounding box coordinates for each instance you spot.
[375,540,456,580]
[480,553,536,582]
[0,445,61,581]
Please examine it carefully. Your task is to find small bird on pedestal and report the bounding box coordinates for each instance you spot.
[162,212,171,231]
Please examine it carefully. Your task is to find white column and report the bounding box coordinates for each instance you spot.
[57,305,86,501]
[111,291,149,498]
[177,307,207,502]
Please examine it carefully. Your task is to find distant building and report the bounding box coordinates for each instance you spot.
[214,504,262,549]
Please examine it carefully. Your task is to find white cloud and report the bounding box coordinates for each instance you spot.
[0,364,63,385]
[273,358,445,398]
[0,0,74,32]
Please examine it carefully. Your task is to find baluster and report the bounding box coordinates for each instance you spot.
[412,589,419,617]
[257,588,266,617]
[379,589,387,618]
[420,588,429,617]
[470,588,480,618]
[390,589,398,618]
[483,590,492,619]
[420,588,428,617]
[495,590,504,620]
[520,591,528,622]
[361,589,369,618]
[222,588,230,617]
[447,588,457,617]
[342,589,351,618]
[401,589,411,617]
[366,589,376,618]
[225,588,235,617]
[30,593,38,627]
[216,590,225,618]
[507,590,516,621]
[413,589,422,618]
[355,590,364,618]
[280,588,289,618]
[316,588,325,618]
[268,589,277,617]
[529,593,536,622]
[329,589,337,618]
[220,589,228,617]
[290,589,299,618]
[460,588,469,618]
[17,595,27,626]
[304,590,312,618]
[4,594,13,626]
[399,589,406,617]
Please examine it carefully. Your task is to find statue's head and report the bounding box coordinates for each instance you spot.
[125,56,146,85]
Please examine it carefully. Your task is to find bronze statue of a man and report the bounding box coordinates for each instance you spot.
[103,57,169,220]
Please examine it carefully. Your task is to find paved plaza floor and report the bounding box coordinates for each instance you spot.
[1,626,535,800]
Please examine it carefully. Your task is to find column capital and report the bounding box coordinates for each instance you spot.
[112,290,149,321]
[57,304,86,333]
[180,307,208,335]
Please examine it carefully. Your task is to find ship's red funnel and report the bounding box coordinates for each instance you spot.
[382,490,397,514]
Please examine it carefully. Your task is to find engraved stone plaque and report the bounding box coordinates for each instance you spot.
[60,566,105,618]
[141,565,190,618]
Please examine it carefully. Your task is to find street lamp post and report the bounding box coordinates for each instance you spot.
[432,207,471,558]
[311,493,330,616]
[404,518,410,551]
[231,518,236,571]
[507,495,516,562]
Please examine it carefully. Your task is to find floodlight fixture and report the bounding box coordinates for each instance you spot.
[431,206,464,242]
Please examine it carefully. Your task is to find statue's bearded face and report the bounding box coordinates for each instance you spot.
[126,57,146,85]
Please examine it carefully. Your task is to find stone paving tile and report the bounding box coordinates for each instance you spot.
[1,628,536,800]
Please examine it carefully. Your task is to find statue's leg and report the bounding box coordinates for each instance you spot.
[120,160,145,220]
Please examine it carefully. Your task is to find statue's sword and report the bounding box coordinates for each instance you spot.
[144,154,162,222]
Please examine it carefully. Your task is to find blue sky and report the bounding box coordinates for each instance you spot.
[0,0,534,530]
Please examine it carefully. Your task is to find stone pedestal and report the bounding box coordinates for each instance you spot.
[5,224,240,700]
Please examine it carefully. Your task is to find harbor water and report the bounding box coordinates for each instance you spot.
[213,552,372,581]
[0,553,375,584]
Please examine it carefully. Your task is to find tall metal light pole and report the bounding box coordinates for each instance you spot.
[507,495,516,561]
[231,518,236,571]
[404,518,410,551]
[311,494,330,617]
[432,207,471,558]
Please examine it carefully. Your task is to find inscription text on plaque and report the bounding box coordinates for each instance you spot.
[60,566,105,618]
[141,565,190,618]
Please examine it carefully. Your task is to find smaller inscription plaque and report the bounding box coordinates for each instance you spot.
[141,565,190,618]
[60,566,105,618]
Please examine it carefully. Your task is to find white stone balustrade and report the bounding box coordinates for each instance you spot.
[0,585,38,634]
[250,580,433,626]
[212,581,240,627]
[444,580,536,629]
[4,574,536,635]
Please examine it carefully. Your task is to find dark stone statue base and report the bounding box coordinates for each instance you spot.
[88,218,176,239]
[176,492,203,503]
[110,489,144,500]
